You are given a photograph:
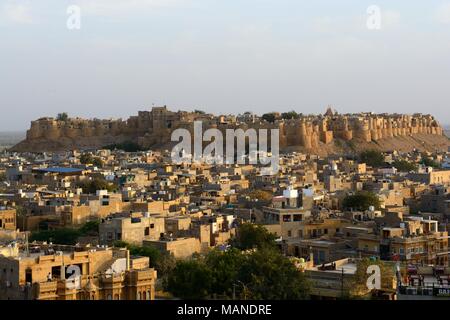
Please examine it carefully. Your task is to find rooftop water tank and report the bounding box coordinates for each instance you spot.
[283,186,298,199]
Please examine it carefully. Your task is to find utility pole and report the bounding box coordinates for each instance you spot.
[232,283,236,300]
[341,267,344,299]
[25,232,29,257]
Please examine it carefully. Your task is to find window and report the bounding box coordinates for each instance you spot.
[145,227,150,236]
[51,266,61,279]
[25,269,32,283]
[283,215,292,222]
[318,251,325,263]
[287,230,292,237]
[324,228,328,234]
[399,248,404,254]
[150,223,155,228]
[293,214,302,222]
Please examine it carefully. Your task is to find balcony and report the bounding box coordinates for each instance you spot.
[101,273,126,288]
[127,269,156,283]
[57,278,81,292]
[36,280,58,293]
[34,281,58,300]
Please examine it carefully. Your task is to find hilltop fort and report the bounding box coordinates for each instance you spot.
[11,106,450,155]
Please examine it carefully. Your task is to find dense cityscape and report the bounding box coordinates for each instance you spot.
[3,2,450,316]
[1,107,449,301]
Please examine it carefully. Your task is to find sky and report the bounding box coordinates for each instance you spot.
[1,0,450,131]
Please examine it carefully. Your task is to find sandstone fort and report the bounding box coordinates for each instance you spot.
[12,106,450,154]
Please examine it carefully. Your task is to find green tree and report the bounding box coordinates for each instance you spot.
[281,111,300,120]
[167,258,213,299]
[165,247,311,300]
[392,160,417,172]
[343,191,381,211]
[349,258,396,299]
[194,109,205,114]
[113,240,128,248]
[238,248,310,300]
[360,150,385,168]
[29,221,101,245]
[420,157,439,168]
[156,252,177,288]
[230,223,277,250]
[78,220,99,235]
[262,113,276,123]
[77,178,116,194]
[131,245,162,267]
[30,228,81,245]
[113,241,164,270]
[205,248,245,297]
[92,158,103,168]
[79,153,94,164]
[103,141,144,152]
[80,154,103,167]
[57,112,69,121]
[246,190,273,202]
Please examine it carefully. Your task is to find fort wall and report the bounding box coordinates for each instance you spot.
[13,106,447,153]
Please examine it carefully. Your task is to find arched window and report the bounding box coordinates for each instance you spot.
[143,291,147,300]
[147,290,151,300]
[107,294,112,300]
[137,292,141,300]
[114,294,119,300]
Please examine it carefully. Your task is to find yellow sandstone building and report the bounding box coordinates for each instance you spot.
[0,243,156,300]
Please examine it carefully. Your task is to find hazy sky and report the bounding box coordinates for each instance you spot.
[1,0,450,131]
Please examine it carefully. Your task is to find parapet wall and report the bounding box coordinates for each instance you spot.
[13,107,446,152]
[278,113,443,149]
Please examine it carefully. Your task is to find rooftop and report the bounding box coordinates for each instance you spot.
[32,167,83,174]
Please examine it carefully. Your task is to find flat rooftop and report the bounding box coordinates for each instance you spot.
[32,167,83,174]
[310,261,358,275]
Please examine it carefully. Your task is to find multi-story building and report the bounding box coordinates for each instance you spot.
[358,218,449,266]
[0,243,157,300]
[0,208,16,231]
[99,212,165,245]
